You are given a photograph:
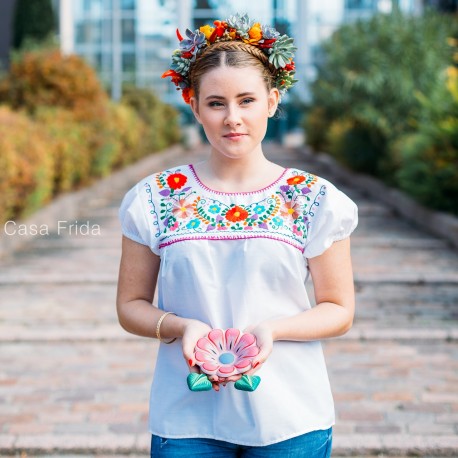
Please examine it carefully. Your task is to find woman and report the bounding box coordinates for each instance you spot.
[117,13,357,457]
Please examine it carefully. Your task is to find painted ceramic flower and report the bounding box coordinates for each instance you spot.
[194,328,260,378]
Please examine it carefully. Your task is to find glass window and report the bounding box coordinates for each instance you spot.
[75,21,102,44]
[122,18,136,43]
[346,0,376,9]
[121,0,136,10]
[122,52,136,71]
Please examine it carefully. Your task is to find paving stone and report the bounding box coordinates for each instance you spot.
[0,144,457,456]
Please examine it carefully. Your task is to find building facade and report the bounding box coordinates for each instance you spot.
[58,0,423,104]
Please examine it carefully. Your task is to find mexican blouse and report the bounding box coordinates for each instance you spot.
[118,163,358,446]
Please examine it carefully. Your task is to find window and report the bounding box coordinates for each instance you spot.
[346,0,377,9]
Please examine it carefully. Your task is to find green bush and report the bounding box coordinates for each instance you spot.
[34,107,93,193]
[122,85,181,152]
[305,12,456,177]
[327,119,387,175]
[13,0,55,50]
[392,68,458,214]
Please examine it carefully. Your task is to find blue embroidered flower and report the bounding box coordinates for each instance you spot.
[186,219,200,229]
[209,204,221,214]
[253,205,265,214]
[272,216,283,227]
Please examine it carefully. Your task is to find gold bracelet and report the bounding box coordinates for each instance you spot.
[156,311,177,344]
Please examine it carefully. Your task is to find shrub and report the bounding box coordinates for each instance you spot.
[0,48,109,121]
[392,67,458,214]
[34,107,93,193]
[327,118,387,175]
[306,12,456,177]
[0,106,54,220]
[122,85,181,152]
[13,0,55,50]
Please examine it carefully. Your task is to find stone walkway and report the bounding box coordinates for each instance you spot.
[0,144,457,457]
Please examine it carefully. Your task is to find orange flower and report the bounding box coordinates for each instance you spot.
[200,25,215,41]
[248,23,262,43]
[167,173,187,190]
[287,175,306,185]
[225,206,249,222]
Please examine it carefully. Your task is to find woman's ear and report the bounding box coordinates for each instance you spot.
[190,96,202,125]
[268,88,280,117]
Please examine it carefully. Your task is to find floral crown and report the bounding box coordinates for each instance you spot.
[162,13,297,104]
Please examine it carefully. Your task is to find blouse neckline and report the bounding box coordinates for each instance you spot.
[188,164,289,196]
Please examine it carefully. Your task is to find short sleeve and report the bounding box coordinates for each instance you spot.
[118,184,156,252]
[303,179,358,259]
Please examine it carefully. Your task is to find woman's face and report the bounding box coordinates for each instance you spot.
[190,65,279,161]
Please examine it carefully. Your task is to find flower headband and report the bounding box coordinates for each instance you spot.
[162,13,297,104]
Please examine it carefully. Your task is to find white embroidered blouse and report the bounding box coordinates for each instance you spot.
[119,163,358,446]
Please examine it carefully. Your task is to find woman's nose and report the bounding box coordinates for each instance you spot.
[224,106,242,127]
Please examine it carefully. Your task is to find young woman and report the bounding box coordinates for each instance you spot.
[117,13,358,458]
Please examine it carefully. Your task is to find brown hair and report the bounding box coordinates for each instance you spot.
[189,41,276,100]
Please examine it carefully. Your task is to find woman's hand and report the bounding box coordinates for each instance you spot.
[242,321,274,376]
[181,319,228,392]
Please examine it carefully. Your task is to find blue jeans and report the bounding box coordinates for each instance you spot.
[151,427,332,457]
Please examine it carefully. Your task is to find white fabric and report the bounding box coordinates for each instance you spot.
[118,164,358,446]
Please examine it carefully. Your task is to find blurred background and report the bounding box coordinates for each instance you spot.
[0,0,457,224]
[0,1,457,457]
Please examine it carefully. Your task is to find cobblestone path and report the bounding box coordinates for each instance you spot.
[0,144,457,457]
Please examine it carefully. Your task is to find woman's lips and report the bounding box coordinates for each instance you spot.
[223,133,248,140]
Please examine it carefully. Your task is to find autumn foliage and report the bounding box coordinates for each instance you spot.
[0,48,180,224]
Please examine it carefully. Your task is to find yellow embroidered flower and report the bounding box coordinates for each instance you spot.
[200,25,215,40]
[248,23,262,42]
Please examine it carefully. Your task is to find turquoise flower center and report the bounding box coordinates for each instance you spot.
[219,352,235,364]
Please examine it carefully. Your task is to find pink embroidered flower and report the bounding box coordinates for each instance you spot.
[172,199,193,218]
[194,328,260,378]
[292,224,303,236]
[170,221,179,231]
[280,200,300,220]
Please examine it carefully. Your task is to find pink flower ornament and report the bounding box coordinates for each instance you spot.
[194,328,260,378]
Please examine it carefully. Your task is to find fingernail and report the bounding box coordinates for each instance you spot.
[188,359,193,366]
[253,361,260,368]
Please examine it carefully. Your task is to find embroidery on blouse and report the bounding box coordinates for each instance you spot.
[146,166,325,252]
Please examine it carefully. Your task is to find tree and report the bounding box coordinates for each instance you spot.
[13,0,55,49]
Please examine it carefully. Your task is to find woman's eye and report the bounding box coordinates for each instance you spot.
[241,98,254,105]
[209,101,224,107]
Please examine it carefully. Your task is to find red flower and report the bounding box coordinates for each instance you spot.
[258,38,276,49]
[210,20,228,42]
[182,87,194,104]
[225,206,249,222]
[167,173,188,190]
[161,69,184,85]
[287,175,306,185]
